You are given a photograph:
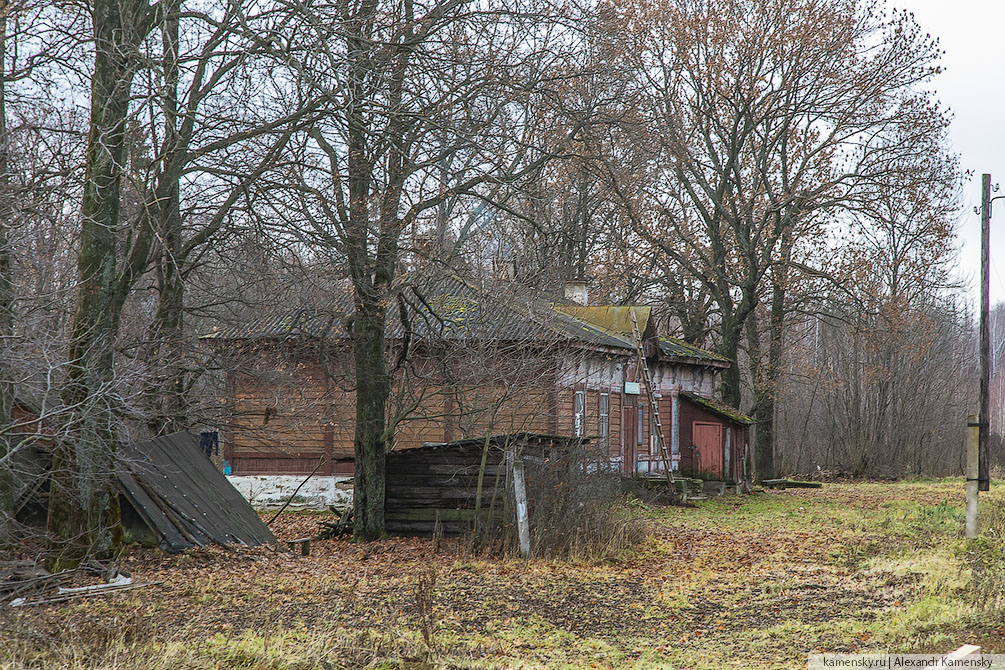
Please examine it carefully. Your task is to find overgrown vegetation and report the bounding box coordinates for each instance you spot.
[2,481,1000,670]
[961,496,1005,614]
[469,445,649,562]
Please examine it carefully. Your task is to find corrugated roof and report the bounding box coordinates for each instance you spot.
[203,273,630,351]
[202,273,728,365]
[551,306,651,336]
[679,392,754,425]
[118,432,277,552]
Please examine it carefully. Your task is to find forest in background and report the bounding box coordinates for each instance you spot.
[0,0,992,559]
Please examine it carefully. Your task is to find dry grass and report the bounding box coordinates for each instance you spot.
[1,480,1002,669]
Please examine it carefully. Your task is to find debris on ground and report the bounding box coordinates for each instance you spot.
[1,561,159,608]
[762,479,823,489]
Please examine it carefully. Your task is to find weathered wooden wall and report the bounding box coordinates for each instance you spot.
[218,341,730,478]
[677,399,747,482]
[383,435,580,536]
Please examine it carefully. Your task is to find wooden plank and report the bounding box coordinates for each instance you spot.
[385,497,476,509]
[385,486,487,499]
[386,454,494,465]
[385,463,499,476]
[944,645,980,661]
[385,473,501,487]
[384,520,469,535]
[385,509,502,522]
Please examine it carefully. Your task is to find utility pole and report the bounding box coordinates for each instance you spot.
[967,414,979,539]
[980,174,992,492]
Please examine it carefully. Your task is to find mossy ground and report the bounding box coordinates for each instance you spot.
[2,480,1003,669]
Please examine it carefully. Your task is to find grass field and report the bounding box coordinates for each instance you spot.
[2,480,1004,669]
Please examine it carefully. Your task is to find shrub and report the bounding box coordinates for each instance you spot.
[470,441,648,562]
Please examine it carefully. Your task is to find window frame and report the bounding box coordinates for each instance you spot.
[636,400,644,446]
[598,392,610,449]
[574,390,586,437]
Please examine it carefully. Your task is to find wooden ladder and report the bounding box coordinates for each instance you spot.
[629,309,679,494]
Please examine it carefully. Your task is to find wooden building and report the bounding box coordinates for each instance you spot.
[203,273,752,483]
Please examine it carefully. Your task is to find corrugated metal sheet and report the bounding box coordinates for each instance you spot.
[118,432,276,552]
[202,273,728,365]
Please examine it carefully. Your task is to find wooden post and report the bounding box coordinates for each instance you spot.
[510,454,530,559]
[980,174,991,492]
[967,413,979,540]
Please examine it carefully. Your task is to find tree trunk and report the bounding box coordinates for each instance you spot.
[145,251,185,435]
[0,7,15,543]
[718,320,743,409]
[351,299,389,541]
[145,7,186,435]
[46,0,153,569]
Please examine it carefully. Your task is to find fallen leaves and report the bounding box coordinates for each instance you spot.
[2,481,998,669]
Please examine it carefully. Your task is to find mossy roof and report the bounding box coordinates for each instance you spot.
[659,337,732,365]
[680,392,754,425]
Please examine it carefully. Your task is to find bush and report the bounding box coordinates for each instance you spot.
[469,441,648,562]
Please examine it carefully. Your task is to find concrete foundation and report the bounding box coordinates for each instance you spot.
[227,475,353,510]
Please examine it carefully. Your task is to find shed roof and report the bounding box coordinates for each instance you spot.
[118,432,276,552]
[409,432,589,454]
[679,392,754,425]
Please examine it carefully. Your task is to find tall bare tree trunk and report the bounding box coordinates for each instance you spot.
[145,4,186,435]
[46,0,155,569]
[0,4,15,542]
[351,297,389,540]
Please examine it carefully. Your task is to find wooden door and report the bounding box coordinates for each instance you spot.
[692,422,723,478]
[622,402,636,475]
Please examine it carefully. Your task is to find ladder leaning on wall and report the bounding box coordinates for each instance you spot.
[629,309,679,495]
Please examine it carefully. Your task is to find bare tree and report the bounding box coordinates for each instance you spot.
[258,0,592,539]
[134,0,319,435]
[599,0,954,479]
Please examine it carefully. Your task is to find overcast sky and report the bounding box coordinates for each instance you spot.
[894,0,1005,304]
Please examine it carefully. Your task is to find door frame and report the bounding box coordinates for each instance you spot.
[692,421,723,478]
[622,399,637,475]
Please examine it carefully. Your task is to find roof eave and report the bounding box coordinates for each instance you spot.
[660,355,731,369]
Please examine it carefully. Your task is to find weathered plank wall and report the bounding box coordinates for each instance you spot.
[383,435,581,536]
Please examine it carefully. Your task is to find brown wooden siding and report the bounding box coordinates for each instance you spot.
[219,344,733,477]
[677,397,748,482]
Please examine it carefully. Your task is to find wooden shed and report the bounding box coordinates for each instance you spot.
[677,392,753,483]
[384,433,587,538]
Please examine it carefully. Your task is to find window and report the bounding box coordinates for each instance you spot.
[574,391,586,437]
[637,401,644,446]
[599,393,610,449]
[650,403,660,456]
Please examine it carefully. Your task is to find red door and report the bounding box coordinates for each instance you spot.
[692,422,722,478]
[622,402,636,474]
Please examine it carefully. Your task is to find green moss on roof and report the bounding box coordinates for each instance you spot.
[553,305,651,336]
[680,392,754,425]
